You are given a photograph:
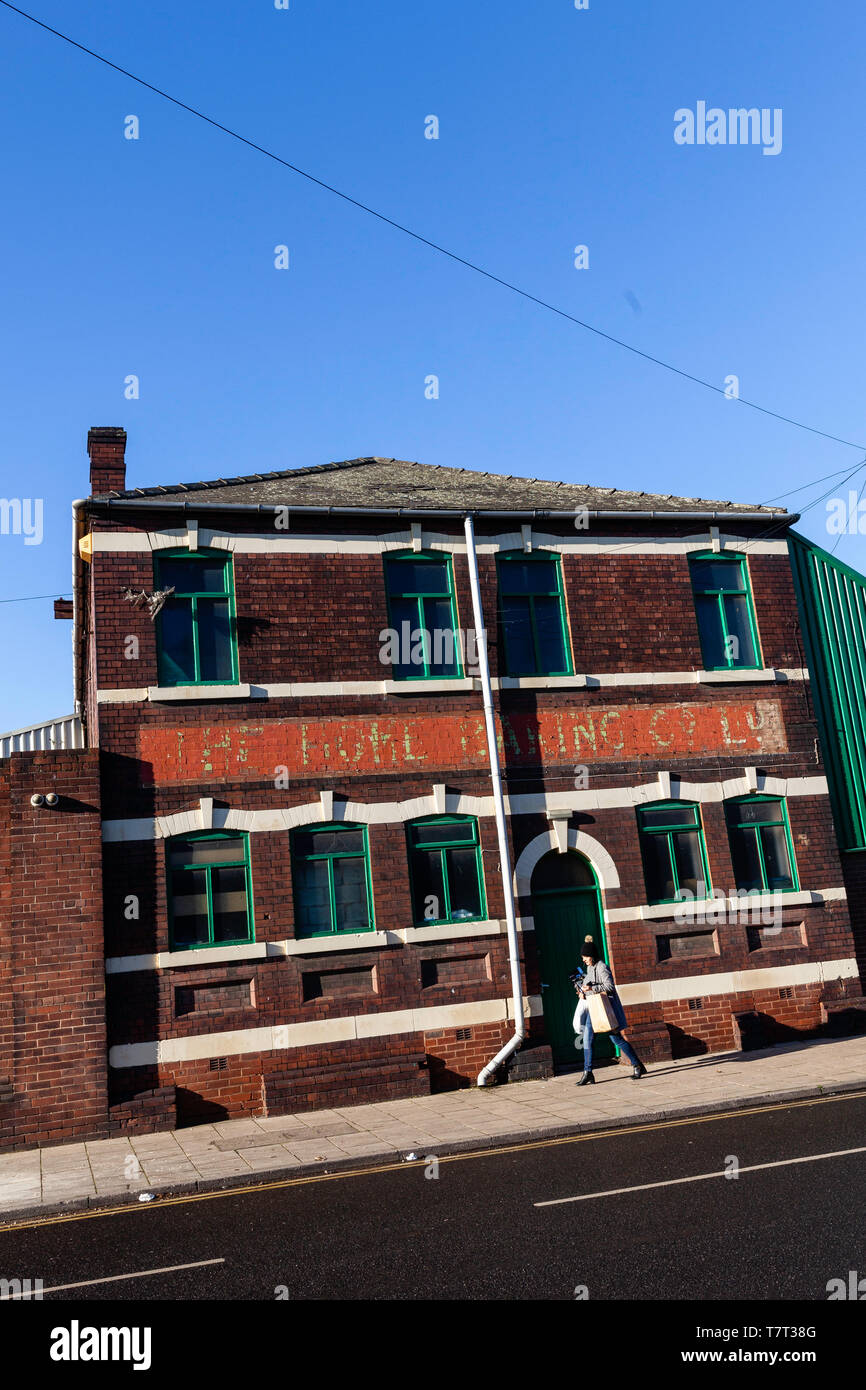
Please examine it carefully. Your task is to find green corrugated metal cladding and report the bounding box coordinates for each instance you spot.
[789,531,866,849]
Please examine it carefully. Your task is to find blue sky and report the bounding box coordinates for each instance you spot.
[0,0,864,728]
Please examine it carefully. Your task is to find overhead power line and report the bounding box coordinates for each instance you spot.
[0,592,71,605]
[830,470,866,555]
[1,0,865,454]
[741,455,866,555]
[758,462,866,505]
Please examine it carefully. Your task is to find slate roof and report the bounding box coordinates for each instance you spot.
[103,456,785,515]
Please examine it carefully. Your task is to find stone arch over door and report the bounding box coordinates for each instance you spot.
[514,827,620,902]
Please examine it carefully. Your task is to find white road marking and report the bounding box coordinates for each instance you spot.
[0,1256,225,1297]
[535,1144,866,1207]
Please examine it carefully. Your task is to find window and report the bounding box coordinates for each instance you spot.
[637,802,711,905]
[291,825,374,937]
[155,549,237,686]
[407,816,486,925]
[725,796,798,893]
[497,550,572,676]
[689,553,761,670]
[383,552,462,680]
[167,833,253,949]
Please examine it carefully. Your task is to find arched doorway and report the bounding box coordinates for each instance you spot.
[531,849,614,1067]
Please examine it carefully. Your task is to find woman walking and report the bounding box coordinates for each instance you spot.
[574,939,647,1086]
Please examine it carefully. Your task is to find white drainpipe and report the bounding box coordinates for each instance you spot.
[71,499,88,720]
[463,514,526,1085]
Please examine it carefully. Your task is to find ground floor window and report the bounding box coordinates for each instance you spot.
[407,815,486,924]
[725,795,798,892]
[637,801,711,904]
[291,824,374,937]
[167,832,253,949]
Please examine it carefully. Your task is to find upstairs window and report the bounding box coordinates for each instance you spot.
[407,816,486,925]
[725,796,798,893]
[167,832,253,950]
[497,550,572,676]
[637,802,711,905]
[383,552,462,680]
[291,825,374,937]
[154,549,237,686]
[689,553,761,670]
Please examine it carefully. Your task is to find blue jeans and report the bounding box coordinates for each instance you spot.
[582,1014,641,1072]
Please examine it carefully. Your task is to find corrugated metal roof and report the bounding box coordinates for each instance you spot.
[0,715,84,759]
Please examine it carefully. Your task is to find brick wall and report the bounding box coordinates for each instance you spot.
[0,751,108,1151]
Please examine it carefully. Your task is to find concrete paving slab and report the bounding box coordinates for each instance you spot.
[173,1138,223,1157]
[235,1144,303,1170]
[326,1132,400,1151]
[39,1154,92,1172]
[172,1123,220,1140]
[211,1119,268,1139]
[280,1120,361,1139]
[0,1150,41,1165]
[41,1142,89,1161]
[363,1132,442,1149]
[284,1108,348,1125]
[188,1157,254,1178]
[93,1180,149,1196]
[139,1158,199,1177]
[128,1133,186,1148]
[41,1181,97,1199]
[282,1138,356,1163]
[251,1115,313,1132]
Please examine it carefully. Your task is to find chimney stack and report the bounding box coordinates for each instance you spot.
[87,427,127,495]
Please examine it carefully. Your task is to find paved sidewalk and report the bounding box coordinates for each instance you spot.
[2,1034,866,1222]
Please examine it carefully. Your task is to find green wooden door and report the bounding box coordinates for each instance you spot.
[533,887,614,1066]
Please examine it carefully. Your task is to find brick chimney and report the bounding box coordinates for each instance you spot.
[87,427,127,495]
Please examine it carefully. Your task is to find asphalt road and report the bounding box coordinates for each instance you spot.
[2,1091,866,1302]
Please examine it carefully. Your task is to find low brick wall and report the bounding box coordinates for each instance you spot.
[108,1085,177,1137]
[0,750,108,1153]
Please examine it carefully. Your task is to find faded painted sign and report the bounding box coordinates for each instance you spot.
[138,699,786,784]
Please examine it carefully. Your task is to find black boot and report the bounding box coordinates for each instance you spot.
[576,1070,595,1086]
[631,1059,648,1080]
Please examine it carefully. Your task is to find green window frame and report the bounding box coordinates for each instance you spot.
[167,831,254,950]
[724,795,799,894]
[406,815,487,926]
[637,801,712,905]
[154,548,239,687]
[689,552,762,671]
[291,823,375,938]
[497,549,573,677]
[383,550,463,680]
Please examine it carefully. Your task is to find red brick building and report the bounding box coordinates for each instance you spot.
[2,426,864,1149]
